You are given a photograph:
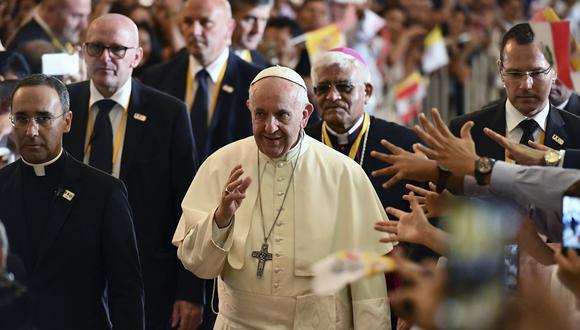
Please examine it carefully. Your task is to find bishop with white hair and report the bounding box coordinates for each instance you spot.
[173,65,393,329]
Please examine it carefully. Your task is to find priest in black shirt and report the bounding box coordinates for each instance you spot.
[0,74,144,329]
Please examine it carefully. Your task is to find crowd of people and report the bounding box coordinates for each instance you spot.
[0,0,580,329]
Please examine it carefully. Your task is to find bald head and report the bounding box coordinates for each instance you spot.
[40,0,91,44]
[181,0,235,66]
[84,14,143,97]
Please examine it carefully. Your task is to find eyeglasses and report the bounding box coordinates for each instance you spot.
[84,42,137,59]
[501,66,552,82]
[10,112,66,129]
[314,81,359,96]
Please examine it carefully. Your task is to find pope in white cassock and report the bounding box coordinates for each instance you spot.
[172,66,393,329]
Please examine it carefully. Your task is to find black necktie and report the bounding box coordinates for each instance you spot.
[518,119,540,145]
[191,69,209,158]
[89,99,116,173]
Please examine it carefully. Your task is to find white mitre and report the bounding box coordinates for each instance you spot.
[251,65,307,91]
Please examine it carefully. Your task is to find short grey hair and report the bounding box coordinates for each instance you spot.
[311,51,371,85]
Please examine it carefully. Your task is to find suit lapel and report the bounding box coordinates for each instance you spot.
[545,106,568,149]
[34,153,81,270]
[66,82,91,159]
[478,100,506,160]
[120,79,148,180]
[208,53,236,133]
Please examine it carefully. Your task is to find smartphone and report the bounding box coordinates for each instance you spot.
[0,79,18,114]
[562,194,580,253]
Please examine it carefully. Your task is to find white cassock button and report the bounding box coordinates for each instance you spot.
[276,222,283,227]
[274,283,280,288]
[277,162,286,168]
[275,253,282,257]
[275,267,281,273]
[277,177,284,182]
[276,207,284,212]
[275,237,283,242]
[277,191,284,196]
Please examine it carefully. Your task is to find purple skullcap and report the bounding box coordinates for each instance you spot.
[329,47,366,65]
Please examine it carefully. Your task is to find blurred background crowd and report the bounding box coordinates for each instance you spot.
[1,0,579,124]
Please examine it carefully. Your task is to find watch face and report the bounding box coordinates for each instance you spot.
[545,151,560,164]
[477,158,493,174]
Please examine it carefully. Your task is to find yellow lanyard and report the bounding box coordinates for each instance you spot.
[185,61,228,123]
[243,49,252,63]
[504,129,545,163]
[50,36,75,54]
[321,113,370,160]
[84,97,131,167]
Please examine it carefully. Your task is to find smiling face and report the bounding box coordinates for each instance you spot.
[248,77,312,159]
[11,85,72,164]
[499,40,555,116]
[313,63,371,133]
[83,14,143,97]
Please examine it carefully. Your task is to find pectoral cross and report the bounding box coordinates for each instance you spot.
[251,243,273,278]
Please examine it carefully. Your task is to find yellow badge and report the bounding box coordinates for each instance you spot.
[62,190,75,201]
[552,134,564,145]
[133,113,147,122]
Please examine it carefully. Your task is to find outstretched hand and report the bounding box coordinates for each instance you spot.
[214,165,252,228]
[413,108,479,176]
[370,139,437,189]
[484,127,552,166]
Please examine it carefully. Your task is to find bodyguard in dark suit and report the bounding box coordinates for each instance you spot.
[61,14,200,330]
[0,74,144,329]
[7,0,91,72]
[140,0,261,162]
[450,23,580,160]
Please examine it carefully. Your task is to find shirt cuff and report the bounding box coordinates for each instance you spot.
[558,149,566,168]
[212,214,233,248]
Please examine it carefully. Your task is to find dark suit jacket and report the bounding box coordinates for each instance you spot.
[249,49,269,68]
[563,93,580,117]
[63,79,200,328]
[140,48,261,160]
[6,18,54,73]
[0,153,144,330]
[449,98,580,160]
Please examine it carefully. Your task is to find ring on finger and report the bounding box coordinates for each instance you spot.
[225,187,232,194]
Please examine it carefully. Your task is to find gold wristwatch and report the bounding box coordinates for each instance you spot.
[544,150,561,166]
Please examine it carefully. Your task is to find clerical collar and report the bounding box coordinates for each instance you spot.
[89,78,132,110]
[189,48,229,84]
[505,98,549,134]
[258,131,310,163]
[325,114,365,145]
[21,148,63,176]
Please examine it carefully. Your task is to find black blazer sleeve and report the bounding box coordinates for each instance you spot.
[103,179,145,329]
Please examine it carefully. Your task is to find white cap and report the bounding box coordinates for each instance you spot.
[251,65,307,91]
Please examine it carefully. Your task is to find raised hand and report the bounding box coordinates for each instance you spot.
[370,139,437,189]
[413,108,478,176]
[214,164,252,228]
[403,182,452,218]
[484,127,553,166]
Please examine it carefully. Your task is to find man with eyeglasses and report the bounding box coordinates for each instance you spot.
[0,73,144,329]
[449,22,580,165]
[306,47,424,220]
[62,14,201,330]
